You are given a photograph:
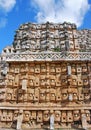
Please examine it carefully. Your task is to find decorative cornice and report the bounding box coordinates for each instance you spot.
[2,52,91,62]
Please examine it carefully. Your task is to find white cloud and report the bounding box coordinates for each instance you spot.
[0,0,16,28]
[32,0,90,27]
[0,0,16,12]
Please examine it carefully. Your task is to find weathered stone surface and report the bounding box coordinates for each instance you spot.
[0,22,91,129]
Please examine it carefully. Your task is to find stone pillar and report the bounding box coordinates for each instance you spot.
[50,110,54,130]
[67,65,71,75]
[81,110,87,130]
[17,110,23,130]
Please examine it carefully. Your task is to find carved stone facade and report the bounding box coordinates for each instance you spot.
[13,22,79,52]
[78,29,91,52]
[0,22,91,129]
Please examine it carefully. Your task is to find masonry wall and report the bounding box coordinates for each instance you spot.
[0,22,91,129]
[0,61,91,129]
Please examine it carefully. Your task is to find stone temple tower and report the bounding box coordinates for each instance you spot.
[0,22,91,129]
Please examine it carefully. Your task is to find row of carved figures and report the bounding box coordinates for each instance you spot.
[0,109,90,129]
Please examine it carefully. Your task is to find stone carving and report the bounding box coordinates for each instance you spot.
[0,22,91,129]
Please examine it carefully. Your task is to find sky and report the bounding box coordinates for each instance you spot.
[0,0,91,53]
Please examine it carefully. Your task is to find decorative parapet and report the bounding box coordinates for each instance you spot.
[3,52,91,62]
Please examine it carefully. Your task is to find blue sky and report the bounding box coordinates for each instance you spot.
[0,0,91,52]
